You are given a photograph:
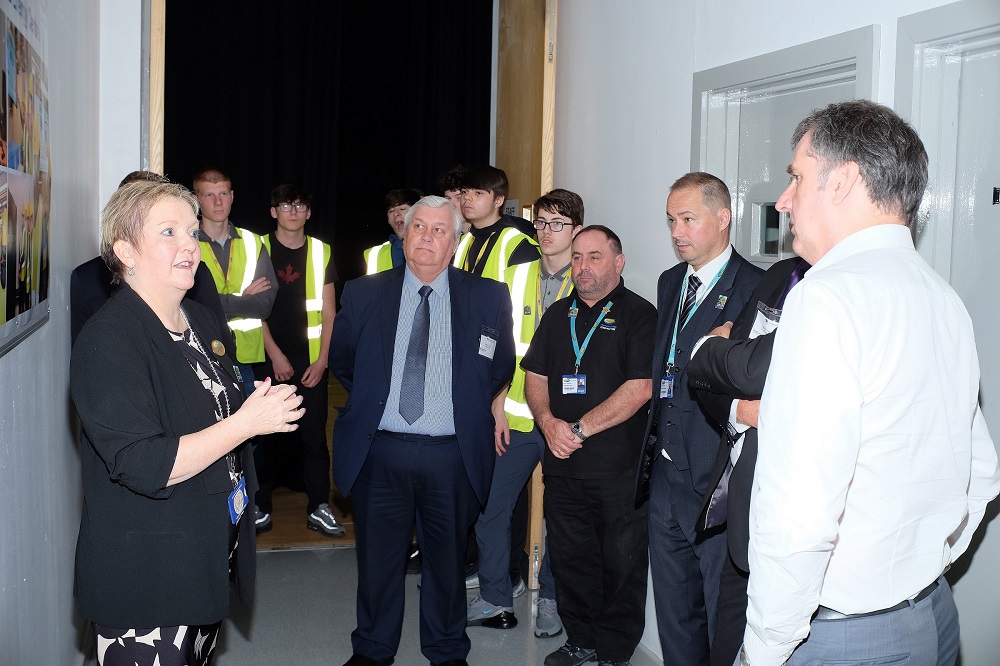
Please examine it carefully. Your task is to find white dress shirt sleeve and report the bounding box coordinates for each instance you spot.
[950,404,1000,560]
[743,282,858,665]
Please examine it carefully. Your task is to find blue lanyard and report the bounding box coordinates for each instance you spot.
[666,261,728,373]
[569,298,613,374]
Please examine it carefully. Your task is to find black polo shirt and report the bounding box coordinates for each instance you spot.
[521,278,655,479]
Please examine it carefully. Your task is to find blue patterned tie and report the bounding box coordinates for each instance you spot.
[679,274,702,328]
[399,285,432,425]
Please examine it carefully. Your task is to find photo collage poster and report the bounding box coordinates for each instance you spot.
[0,0,48,356]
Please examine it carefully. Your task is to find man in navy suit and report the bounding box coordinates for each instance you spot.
[686,256,805,665]
[329,195,515,666]
[634,172,762,666]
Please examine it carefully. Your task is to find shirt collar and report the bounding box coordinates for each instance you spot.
[541,261,572,280]
[197,222,237,245]
[686,244,733,282]
[403,265,450,297]
[813,224,914,273]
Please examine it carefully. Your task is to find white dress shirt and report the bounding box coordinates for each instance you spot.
[743,224,1000,665]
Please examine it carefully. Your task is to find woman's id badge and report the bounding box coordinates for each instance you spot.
[228,476,248,524]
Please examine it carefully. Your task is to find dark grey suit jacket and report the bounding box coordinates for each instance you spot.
[688,257,800,570]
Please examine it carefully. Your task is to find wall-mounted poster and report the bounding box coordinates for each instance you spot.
[0,0,48,359]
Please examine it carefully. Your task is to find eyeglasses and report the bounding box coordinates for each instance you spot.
[277,202,309,213]
[533,219,573,232]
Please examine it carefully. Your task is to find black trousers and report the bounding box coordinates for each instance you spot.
[254,354,330,515]
[544,474,649,662]
[351,431,480,664]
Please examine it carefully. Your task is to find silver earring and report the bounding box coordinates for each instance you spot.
[127,266,135,277]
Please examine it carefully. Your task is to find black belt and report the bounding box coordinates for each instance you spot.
[814,579,939,621]
[377,430,457,443]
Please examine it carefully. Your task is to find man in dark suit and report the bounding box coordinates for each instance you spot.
[686,256,806,666]
[635,172,762,666]
[329,195,515,666]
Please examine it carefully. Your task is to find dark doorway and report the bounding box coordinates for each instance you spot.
[165,1,493,283]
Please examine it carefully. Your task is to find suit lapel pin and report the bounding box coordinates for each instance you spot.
[716,295,728,310]
[211,340,226,357]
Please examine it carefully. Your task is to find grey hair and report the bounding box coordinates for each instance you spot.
[403,195,464,242]
[791,99,928,227]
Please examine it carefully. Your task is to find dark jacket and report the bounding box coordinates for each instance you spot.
[70,284,256,628]
[329,265,515,504]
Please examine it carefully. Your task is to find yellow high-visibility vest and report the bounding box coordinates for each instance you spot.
[502,261,573,432]
[200,227,265,364]
[262,235,332,364]
[453,226,536,282]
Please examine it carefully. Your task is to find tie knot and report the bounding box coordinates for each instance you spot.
[418,285,433,299]
[688,274,702,290]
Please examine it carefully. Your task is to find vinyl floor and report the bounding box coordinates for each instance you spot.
[214,548,563,665]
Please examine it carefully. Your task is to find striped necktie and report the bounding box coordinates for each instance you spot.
[679,274,702,328]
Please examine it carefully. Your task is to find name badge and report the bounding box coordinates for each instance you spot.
[479,326,500,361]
[660,374,674,399]
[228,476,248,524]
[479,334,497,359]
[562,374,587,394]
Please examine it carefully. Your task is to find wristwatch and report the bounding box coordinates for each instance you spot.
[570,420,587,441]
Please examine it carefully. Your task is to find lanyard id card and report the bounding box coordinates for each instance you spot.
[228,475,248,524]
[568,298,613,396]
[660,374,674,399]
[563,374,587,394]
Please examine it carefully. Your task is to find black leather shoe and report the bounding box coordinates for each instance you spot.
[344,654,394,666]
[478,610,518,629]
[431,660,469,666]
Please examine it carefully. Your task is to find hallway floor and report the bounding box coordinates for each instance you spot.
[215,547,561,665]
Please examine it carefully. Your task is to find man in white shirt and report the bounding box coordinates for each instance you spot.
[740,100,1000,666]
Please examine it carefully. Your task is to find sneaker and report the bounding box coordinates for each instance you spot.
[544,644,597,666]
[466,594,517,629]
[254,505,272,534]
[534,597,563,638]
[307,503,346,537]
[512,577,527,598]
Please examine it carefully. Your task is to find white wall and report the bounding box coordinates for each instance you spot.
[0,0,141,663]
[555,1,994,663]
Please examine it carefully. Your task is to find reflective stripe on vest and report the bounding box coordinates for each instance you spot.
[508,262,532,356]
[306,236,325,348]
[453,233,473,269]
[365,241,393,274]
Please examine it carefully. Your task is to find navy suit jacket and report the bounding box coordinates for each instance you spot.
[635,249,762,512]
[329,265,515,505]
[688,257,799,569]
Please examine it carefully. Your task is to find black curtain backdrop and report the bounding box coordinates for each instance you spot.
[165,1,493,284]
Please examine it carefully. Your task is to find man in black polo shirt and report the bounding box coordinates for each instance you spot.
[522,225,655,666]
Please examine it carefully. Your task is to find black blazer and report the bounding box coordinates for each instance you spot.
[70,284,256,628]
[329,265,515,504]
[635,249,762,512]
[688,257,799,570]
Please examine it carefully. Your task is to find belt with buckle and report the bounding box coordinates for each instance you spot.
[814,580,939,621]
